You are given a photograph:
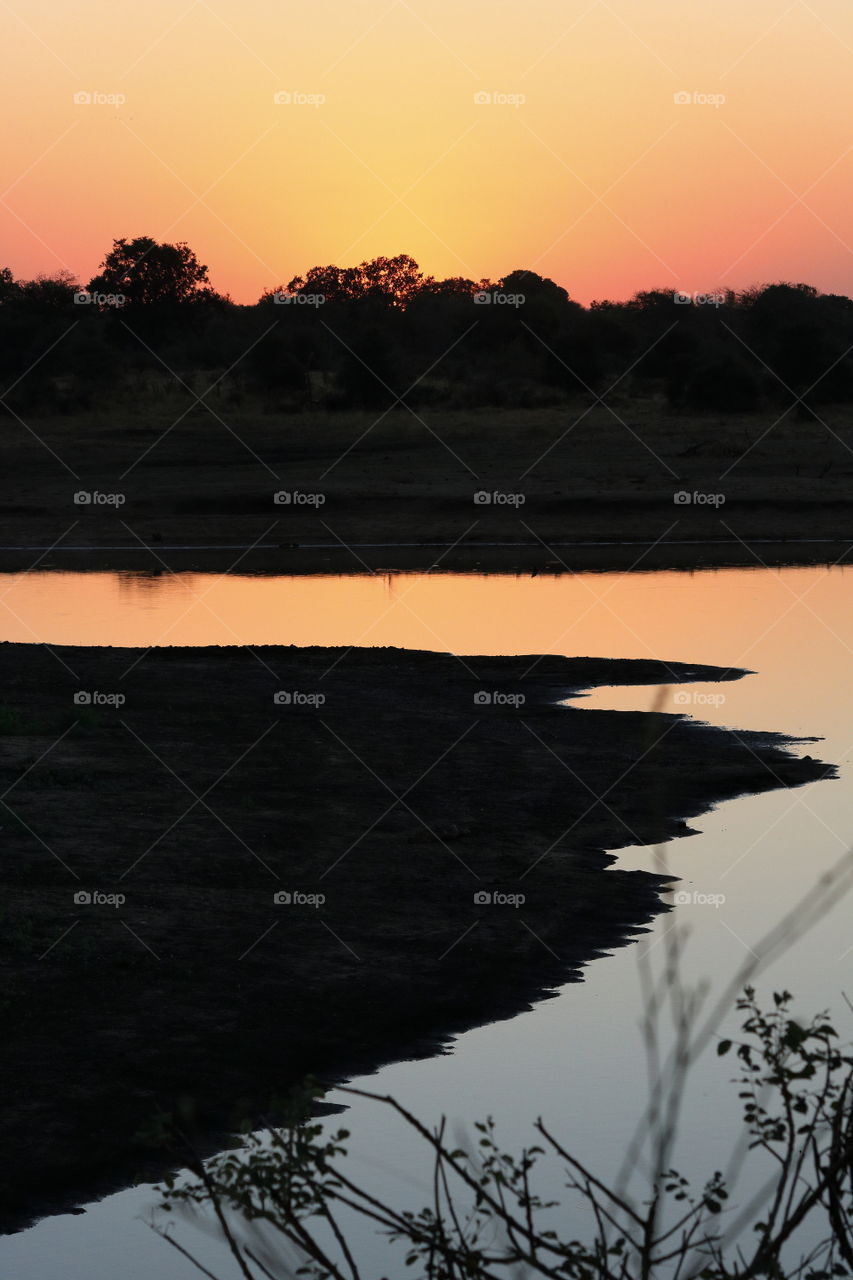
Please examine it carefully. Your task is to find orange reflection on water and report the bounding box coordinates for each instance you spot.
[2,563,851,745]
[0,566,847,671]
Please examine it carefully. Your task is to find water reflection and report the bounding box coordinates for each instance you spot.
[0,565,848,667]
[115,570,174,595]
[1,564,852,1279]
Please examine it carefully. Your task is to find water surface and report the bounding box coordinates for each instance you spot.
[2,565,851,1277]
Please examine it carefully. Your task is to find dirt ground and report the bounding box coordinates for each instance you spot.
[1,400,852,574]
[0,641,835,1232]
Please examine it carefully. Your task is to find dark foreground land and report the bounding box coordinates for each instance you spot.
[3,402,853,575]
[0,641,835,1232]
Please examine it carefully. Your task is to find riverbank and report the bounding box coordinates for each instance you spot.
[0,642,835,1232]
[2,402,853,574]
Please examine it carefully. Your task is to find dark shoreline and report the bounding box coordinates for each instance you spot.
[0,534,851,578]
[0,644,835,1234]
[2,397,853,578]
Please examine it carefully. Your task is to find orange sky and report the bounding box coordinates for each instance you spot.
[1,0,852,305]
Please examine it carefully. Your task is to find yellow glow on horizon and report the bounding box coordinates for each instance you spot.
[1,0,851,304]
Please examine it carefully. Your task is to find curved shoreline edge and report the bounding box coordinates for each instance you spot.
[0,643,835,1233]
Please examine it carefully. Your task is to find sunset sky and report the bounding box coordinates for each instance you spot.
[2,0,852,304]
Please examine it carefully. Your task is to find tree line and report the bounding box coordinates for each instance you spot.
[2,236,853,415]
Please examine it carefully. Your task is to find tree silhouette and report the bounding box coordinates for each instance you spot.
[3,244,853,414]
[284,254,428,308]
[87,236,213,307]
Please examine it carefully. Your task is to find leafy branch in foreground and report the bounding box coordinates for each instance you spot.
[154,987,853,1280]
[152,850,853,1279]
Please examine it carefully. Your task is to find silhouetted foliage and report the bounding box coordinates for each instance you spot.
[3,243,853,416]
[155,988,853,1279]
[87,236,216,308]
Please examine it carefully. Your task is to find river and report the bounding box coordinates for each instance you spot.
[1,563,851,1277]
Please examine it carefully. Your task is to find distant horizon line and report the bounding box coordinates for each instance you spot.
[4,248,851,310]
